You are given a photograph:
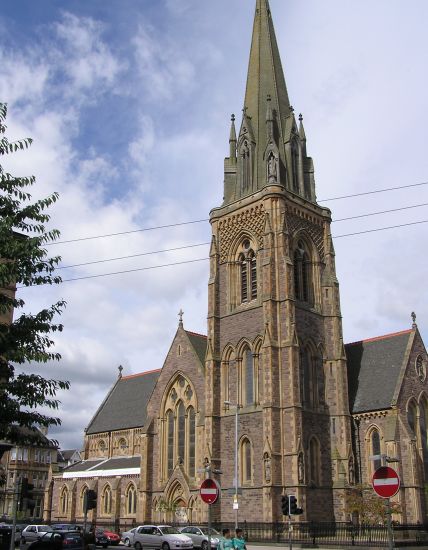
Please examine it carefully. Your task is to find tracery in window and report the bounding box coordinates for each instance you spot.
[238,240,257,304]
[294,240,313,305]
[118,438,128,452]
[162,376,198,480]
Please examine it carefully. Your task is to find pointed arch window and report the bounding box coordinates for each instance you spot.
[240,140,252,194]
[126,484,137,515]
[162,377,198,480]
[240,438,252,484]
[243,348,254,406]
[420,398,428,478]
[294,240,313,304]
[309,437,321,485]
[239,241,257,304]
[60,486,68,515]
[80,486,88,515]
[188,406,196,478]
[167,410,174,476]
[370,429,382,473]
[102,485,112,515]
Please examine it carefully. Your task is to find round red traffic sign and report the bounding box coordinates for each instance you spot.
[200,478,219,505]
[372,466,400,499]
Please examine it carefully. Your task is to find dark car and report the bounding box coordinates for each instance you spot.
[93,531,108,549]
[20,532,83,550]
[95,530,119,547]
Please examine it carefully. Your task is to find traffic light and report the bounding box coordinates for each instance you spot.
[281,494,289,516]
[83,490,97,513]
[289,495,303,515]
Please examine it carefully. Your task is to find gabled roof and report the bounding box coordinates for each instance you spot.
[86,369,160,435]
[346,329,413,413]
[185,330,207,365]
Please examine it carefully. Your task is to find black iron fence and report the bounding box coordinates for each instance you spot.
[3,519,428,547]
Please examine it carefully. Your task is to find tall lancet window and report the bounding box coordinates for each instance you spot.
[243,348,254,406]
[177,401,186,464]
[293,240,313,305]
[238,240,257,304]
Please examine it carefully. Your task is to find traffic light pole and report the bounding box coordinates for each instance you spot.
[9,477,20,550]
[288,496,292,550]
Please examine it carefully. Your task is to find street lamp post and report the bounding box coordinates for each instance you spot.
[224,400,239,530]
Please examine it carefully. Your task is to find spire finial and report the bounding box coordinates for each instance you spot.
[231,114,235,122]
[118,365,123,379]
[411,311,417,328]
[289,105,294,114]
[178,309,184,327]
[299,113,303,122]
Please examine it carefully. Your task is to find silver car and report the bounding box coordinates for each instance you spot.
[21,525,54,543]
[121,528,136,547]
[179,527,220,550]
[133,525,193,550]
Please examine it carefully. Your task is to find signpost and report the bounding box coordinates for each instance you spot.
[372,466,400,499]
[200,478,220,505]
[370,459,400,550]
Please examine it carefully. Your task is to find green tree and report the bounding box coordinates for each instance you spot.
[345,484,401,525]
[0,102,69,446]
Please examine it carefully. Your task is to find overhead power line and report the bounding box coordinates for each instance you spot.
[53,202,428,271]
[18,218,428,287]
[45,181,428,246]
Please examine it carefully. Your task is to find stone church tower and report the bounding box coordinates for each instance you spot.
[205,0,353,521]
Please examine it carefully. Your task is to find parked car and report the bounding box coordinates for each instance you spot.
[95,529,120,546]
[52,525,81,533]
[121,528,136,547]
[178,527,220,550]
[93,530,108,548]
[21,526,55,544]
[20,531,83,550]
[133,525,193,550]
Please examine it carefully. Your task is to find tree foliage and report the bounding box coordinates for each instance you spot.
[345,484,401,525]
[0,102,69,445]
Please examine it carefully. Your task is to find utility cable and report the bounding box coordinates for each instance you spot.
[18,218,428,287]
[45,181,428,246]
[53,202,428,271]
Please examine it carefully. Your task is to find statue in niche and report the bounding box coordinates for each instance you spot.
[241,141,251,193]
[263,452,271,482]
[267,151,278,183]
[348,456,355,485]
[298,452,305,484]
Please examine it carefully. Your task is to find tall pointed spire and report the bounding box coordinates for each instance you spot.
[242,0,291,189]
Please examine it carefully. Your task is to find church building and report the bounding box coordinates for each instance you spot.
[45,0,428,526]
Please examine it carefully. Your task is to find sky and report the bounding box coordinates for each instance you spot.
[1,0,428,450]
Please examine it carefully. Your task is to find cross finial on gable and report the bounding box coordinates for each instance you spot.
[411,311,417,329]
[118,365,123,378]
[178,309,184,327]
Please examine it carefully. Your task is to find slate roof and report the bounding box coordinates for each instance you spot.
[346,330,413,413]
[91,456,140,470]
[64,459,105,473]
[86,369,160,435]
[186,330,207,365]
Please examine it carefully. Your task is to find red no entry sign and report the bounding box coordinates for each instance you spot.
[372,466,400,498]
[200,478,219,505]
